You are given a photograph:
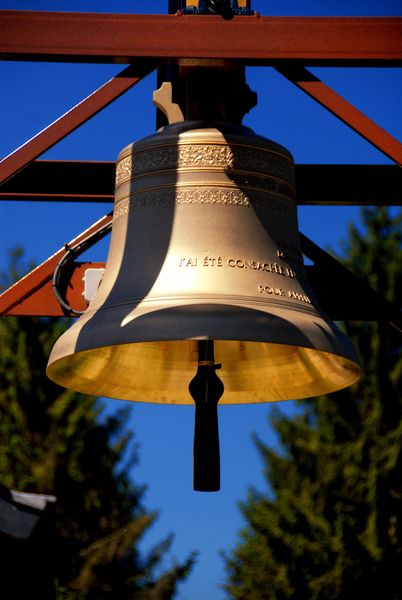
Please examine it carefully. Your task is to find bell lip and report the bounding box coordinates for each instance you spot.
[47,301,361,363]
[46,302,362,404]
[46,338,362,405]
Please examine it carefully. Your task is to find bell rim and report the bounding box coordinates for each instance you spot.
[47,338,362,405]
[47,302,361,404]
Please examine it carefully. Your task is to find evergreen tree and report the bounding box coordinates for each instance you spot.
[223,208,402,600]
[0,249,196,598]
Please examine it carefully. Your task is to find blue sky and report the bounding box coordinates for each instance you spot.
[0,1,401,599]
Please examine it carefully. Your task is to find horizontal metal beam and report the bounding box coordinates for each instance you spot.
[295,164,402,205]
[0,160,115,202]
[1,11,401,65]
[1,161,400,205]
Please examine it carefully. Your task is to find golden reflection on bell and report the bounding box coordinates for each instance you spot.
[47,120,361,401]
[47,114,361,492]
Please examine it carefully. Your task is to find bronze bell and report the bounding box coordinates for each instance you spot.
[47,120,361,399]
[47,68,362,490]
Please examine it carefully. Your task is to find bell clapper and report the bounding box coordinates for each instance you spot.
[189,340,224,492]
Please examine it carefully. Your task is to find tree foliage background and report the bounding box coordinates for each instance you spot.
[223,207,402,600]
[0,249,196,598]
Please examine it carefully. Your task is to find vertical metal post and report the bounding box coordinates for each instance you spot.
[156,1,182,130]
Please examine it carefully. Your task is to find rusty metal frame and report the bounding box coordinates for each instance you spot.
[0,10,401,317]
[274,66,402,166]
[1,12,401,65]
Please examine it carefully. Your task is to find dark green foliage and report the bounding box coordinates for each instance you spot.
[223,208,402,600]
[0,248,196,598]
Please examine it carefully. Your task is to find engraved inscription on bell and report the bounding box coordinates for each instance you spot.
[47,120,362,406]
[108,122,321,318]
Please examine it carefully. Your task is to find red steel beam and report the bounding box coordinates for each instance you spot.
[0,60,161,186]
[1,12,401,65]
[275,66,402,166]
[4,261,106,317]
[0,213,112,316]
